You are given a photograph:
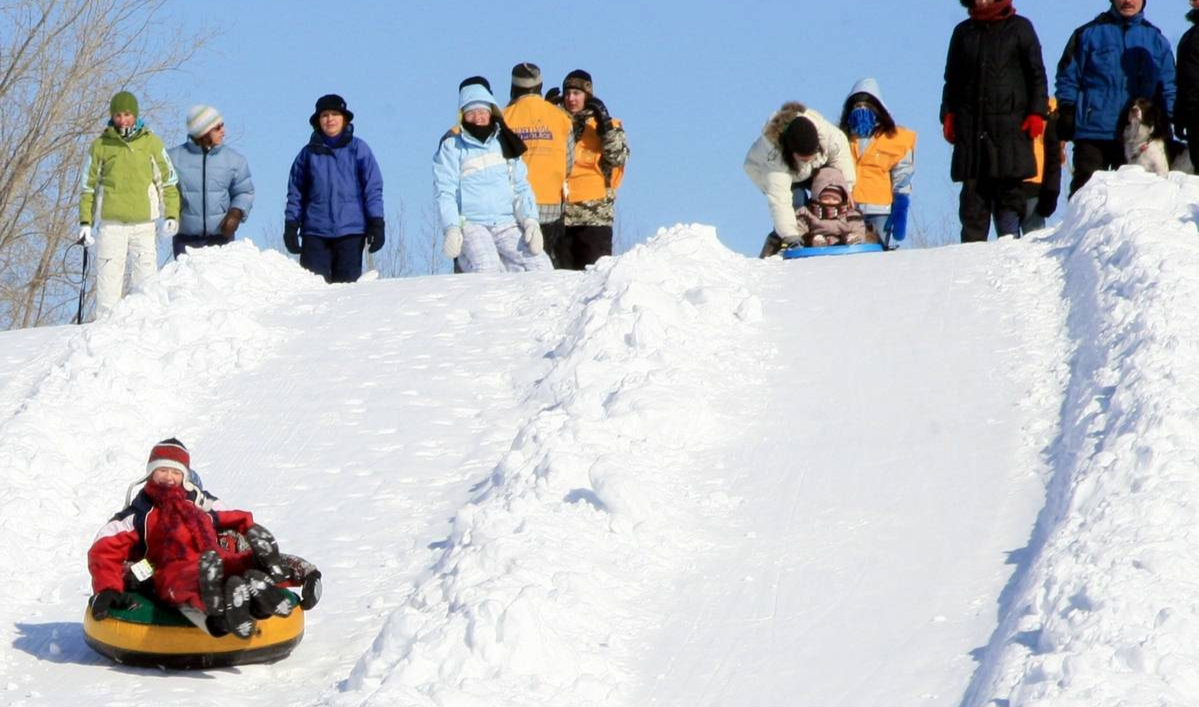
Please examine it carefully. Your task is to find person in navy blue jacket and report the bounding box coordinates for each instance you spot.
[168,105,255,259]
[284,94,385,283]
[1056,0,1177,196]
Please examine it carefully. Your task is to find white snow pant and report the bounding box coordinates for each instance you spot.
[459,222,552,273]
[94,221,158,319]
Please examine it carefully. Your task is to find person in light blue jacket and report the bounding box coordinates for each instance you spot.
[284,94,385,283]
[167,105,255,259]
[433,82,550,273]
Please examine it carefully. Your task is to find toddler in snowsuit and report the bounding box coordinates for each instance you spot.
[786,167,874,248]
[87,439,321,639]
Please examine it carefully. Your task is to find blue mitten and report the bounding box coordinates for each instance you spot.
[886,193,910,242]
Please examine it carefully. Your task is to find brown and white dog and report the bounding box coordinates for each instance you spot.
[1122,97,1192,177]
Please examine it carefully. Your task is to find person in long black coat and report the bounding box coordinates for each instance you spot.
[1177,3,1199,168]
[940,0,1049,242]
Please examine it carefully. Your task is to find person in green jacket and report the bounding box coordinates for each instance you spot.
[78,91,180,319]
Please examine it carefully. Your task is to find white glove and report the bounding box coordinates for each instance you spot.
[162,218,179,237]
[522,218,544,255]
[78,225,94,247]
[443,226,463,259]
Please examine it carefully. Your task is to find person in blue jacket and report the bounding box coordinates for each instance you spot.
[1056,0,1177,196]
[284,94,385,283]
[167,105,255,259]
[433,82,550,273]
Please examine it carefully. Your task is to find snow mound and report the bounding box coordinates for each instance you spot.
[335,225,768,706]
[966,167,1199,706]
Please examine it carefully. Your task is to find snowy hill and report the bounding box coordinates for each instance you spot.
[2,166,1198,706]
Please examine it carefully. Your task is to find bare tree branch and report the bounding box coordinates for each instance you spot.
[0,0,210,328]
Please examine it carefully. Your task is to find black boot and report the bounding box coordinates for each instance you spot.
[197,550,224,616]
[223,576,255,639]
[244,569,293,619]
[245,524,287,582]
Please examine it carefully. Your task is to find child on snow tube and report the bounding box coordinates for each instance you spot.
[87,438,321,639]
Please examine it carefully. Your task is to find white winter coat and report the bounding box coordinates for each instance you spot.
[744,104,856,240]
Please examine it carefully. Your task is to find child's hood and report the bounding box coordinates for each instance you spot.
[812,167,851,202]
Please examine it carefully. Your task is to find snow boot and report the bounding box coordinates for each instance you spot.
[244,569,293,619]
[245,524,288,582]
[223,575,255,639]
[197,550,225,616]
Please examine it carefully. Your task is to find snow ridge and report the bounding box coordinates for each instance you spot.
[966,168,1199,706]
[335,225,766,707]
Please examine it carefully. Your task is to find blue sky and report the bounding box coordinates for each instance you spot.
[153,0,1194,262]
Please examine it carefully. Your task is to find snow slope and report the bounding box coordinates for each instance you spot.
[1,166,1197,706]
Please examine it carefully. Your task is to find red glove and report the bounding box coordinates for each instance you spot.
[1022,114,1045,140]
[942,113,956,144]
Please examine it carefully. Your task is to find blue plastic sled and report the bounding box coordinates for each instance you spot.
[781,243,885,259]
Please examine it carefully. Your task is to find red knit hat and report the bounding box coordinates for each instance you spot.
[147,437,190,476]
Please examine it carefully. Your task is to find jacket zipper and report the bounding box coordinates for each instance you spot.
[202,150,208,236]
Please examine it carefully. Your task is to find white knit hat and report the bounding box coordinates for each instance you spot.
[186,105,223,139]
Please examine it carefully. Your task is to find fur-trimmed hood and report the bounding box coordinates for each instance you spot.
[762,101,811,145]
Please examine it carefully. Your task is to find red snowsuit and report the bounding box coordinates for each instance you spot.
[88,482,257,612]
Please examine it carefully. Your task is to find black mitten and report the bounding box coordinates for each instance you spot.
[366,217,385,253]
[283,221,301,254]
[586,97,611,133]
[90,589,137,620]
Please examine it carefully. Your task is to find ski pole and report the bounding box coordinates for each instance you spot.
[75,242,89,325]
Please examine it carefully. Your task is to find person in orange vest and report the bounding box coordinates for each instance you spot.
[1021,98,1064,233]
[838,78,916,249]
[503,63,575,268]
[559,69,629,270]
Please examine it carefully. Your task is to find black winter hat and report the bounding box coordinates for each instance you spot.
[459,75,491,92]
[563,69,593,96]
[309,94,353,129]
[781,116,820,156]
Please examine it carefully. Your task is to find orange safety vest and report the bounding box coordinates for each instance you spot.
[567,117,624,204]
[850,127,916,206]
[503,96,573,206]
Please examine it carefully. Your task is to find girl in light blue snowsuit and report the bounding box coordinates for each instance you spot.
[433,83,550,273]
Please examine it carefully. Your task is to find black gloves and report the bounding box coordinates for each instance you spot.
[90,589,137,620]
[586,97,612,133]
[1057,104,1076,142]
[220,207,244,240]
[283,221,301,254]
[366,217,386,253]
[1035,191,1060,218]
[545,87,562,105]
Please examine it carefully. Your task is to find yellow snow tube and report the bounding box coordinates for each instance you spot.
[83,590,303,669]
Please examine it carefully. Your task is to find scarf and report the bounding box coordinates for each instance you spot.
[142,481,218,564]
[811,202,855,220]
[969,0,1015,23]
[848,107,878,138]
